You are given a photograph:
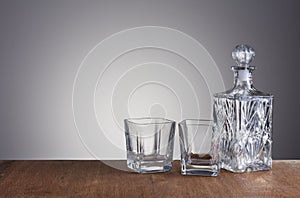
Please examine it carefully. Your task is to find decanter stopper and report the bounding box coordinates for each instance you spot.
[232,44,255,67]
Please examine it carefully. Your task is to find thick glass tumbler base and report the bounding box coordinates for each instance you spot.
[181,161,219,176]
[127,154,172,173]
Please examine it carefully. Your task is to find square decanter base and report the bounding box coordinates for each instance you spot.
[222,162,272,173]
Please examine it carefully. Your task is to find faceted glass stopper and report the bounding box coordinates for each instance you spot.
[232,44,255,67]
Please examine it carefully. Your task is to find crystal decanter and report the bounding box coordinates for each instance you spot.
[213,44,273,172]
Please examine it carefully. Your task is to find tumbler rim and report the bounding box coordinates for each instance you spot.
[179,119,213,126]
[125,117,175,125]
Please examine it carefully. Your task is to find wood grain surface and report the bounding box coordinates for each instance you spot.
[0,160,299,197]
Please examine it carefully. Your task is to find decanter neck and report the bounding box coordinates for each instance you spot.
[232,66,255,89]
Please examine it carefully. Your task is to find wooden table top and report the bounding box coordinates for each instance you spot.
[0,160,299,197]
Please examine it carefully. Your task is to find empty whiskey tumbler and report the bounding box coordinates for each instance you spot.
[179,119,220,176]
[124,117,176,173]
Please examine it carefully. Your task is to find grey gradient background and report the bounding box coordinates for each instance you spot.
[0,0,299,159]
